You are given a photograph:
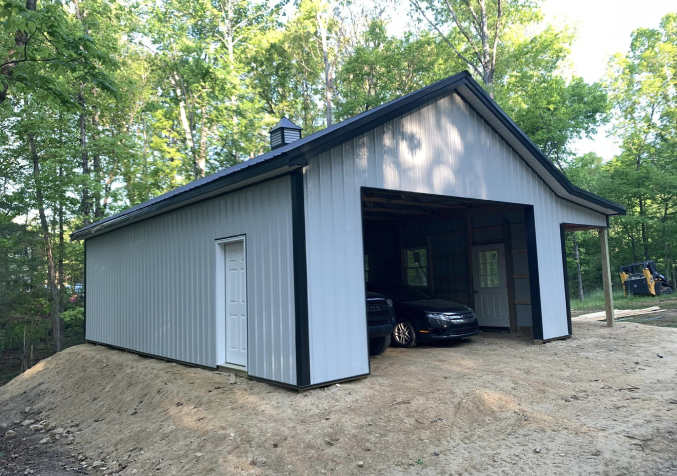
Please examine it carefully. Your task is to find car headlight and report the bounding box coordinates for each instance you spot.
[425,312,467,321]
[386,299,393,308]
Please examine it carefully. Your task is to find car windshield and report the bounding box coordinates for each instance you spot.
[368,283,430,302]
[396,285,430,302]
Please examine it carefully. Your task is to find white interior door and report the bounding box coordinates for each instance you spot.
[472,244,510,328]
[225,240,247,367]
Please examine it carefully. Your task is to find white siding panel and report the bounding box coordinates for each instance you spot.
[86,176,297,384]
[304,93,607,371]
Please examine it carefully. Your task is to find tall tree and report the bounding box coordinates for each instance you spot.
[606,14,677,265]
[408,0,535,96]
[0,0,116,106]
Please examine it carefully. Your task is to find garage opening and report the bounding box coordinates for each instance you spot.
[361,187,539,349]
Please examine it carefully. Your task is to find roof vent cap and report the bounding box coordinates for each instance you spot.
[269,117,302,150]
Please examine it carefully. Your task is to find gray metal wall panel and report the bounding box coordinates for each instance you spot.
[86,176,297,385]
[304,92,607,367]
[511,224,527,249]
[516,305,533,327]
[514,279,532,301]
[513,253,530,276]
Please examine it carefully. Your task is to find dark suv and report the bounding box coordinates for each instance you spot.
[366,283,479,347]
[366,291,395,355]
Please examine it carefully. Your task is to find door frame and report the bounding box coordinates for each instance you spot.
[215,235,247,369]
[471,243,511,328]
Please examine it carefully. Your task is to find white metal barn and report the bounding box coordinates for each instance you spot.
[73,71,625,389]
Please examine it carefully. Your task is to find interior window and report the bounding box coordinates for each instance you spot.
[405,248,428,287]
[479,250,499,288]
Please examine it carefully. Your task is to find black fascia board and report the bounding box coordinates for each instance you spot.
[72,70,624,240]
[71,151,291,240]
[71,72,470,240]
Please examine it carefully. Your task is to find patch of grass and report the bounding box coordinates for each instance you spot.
[618,314,677,328]
[570,288,677,312]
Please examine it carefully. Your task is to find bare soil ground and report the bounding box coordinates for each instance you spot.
[1,320,677,475]
[572,307,677,329]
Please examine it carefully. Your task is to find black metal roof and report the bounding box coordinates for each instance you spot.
[72,71,625,240]
[270,117,302,131]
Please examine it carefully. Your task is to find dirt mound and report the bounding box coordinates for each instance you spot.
[452,389,520,424]
[1,321,677,475]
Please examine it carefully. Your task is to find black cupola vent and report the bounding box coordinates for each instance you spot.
[269,117,302,150]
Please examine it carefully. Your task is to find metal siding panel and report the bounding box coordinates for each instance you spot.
[305,92,608,367]
[516,305,533,326]
[305,150,370,385]
[85,176,296,384]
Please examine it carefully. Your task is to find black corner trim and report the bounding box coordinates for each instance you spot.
[83,240,87,340]
[250,372,370,391]
[560,224,572,336]
[525,207,544,340]
[291,169,311,387]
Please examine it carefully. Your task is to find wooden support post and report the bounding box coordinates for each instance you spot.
[599,227,614,327]
[465,212,475,311]
[502,221,517,332]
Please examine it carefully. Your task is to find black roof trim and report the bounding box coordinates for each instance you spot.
[72,71,624,240]
[270,117,302,131]
[459,79,626,215]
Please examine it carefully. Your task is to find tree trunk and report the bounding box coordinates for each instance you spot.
[73,0,91,225]
[143,118,149,200]
[92,105,103,219]
[58,164,65,312]
[169,73,201,178]
[198,107,208,175]
[79,90,91,225]
[21,326,27,373]
[639,195,648,261]
[662,201,669,277]
[317,12,333,127]
[30,134,62,352]
[58,114,65,309]
[622,222,638,262]
[573,232,584,301]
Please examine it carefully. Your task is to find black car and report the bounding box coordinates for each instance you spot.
[366,291,396,355]
[366,283,479,347]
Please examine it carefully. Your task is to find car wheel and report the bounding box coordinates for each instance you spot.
[369,334,391,356]
[392,321,417,348]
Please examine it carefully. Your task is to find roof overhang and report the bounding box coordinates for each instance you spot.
[72,71,624,241]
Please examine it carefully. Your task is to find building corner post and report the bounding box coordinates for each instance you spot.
[599,227,615,327]
[83,239,87,341]
[290,168,311,387]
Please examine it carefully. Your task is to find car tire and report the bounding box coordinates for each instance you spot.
[369,334,391,356]
[392,320,417,348]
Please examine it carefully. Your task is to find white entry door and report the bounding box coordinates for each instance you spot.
[472,244,510,328]
[225,240,247,367]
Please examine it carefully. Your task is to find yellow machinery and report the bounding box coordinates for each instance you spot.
[619,260,673,297]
